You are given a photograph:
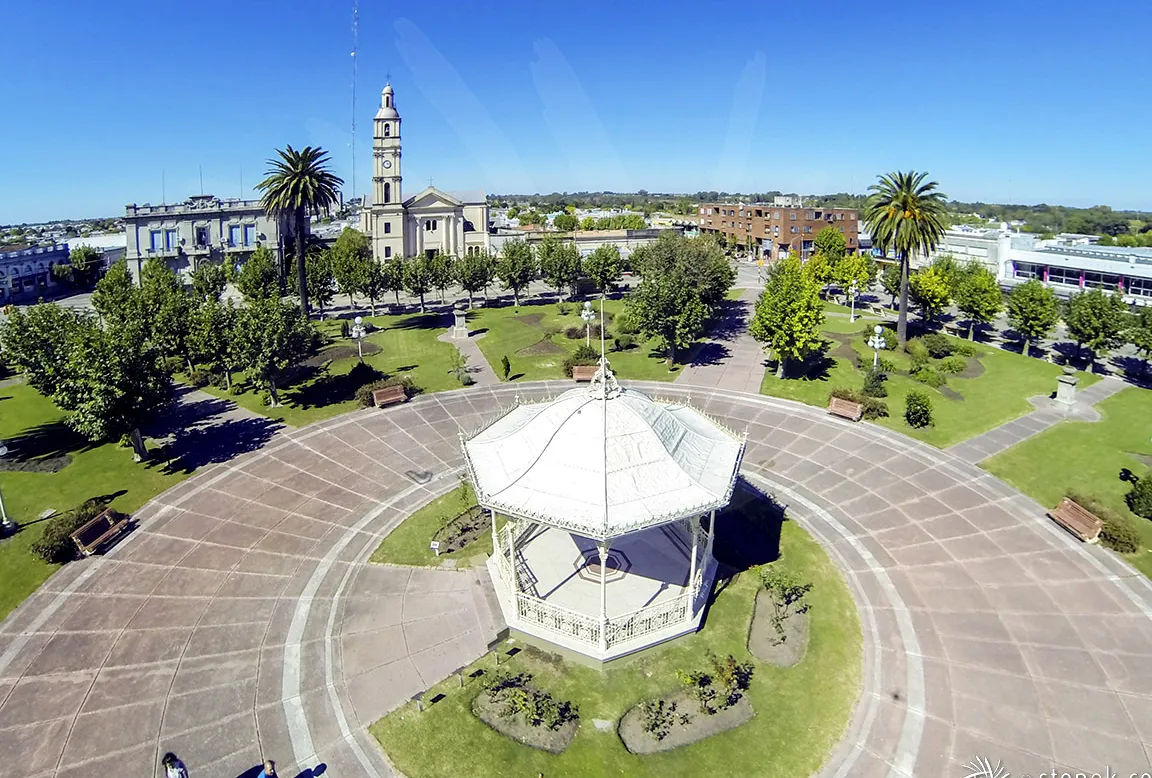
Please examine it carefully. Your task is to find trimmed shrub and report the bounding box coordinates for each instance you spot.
[862,368,888,398]
[876,356,898,374]
[861,397,889,420]
[30,500,122,564]
[340,320,351,338]
[228,383,245,396]
[556,302,572,315]
[911,366,945,387]
[829,387,862,403]
[905,390,934,428]
[562,343,599,378]
[355,375,418,407]
[1126,476,1152,520]
[564,325,584,340]
[1100,518,1141,554]
[939,355,967,374]
[952,341,978,357]
[904,338,929,362]
[501,355,511,380]
[188,369,212,388]
[920,332,954,358]
[613,334,636,352]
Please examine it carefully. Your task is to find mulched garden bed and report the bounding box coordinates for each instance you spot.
[434,505,487,554]
[303,342,382,367]
[0,454,72,474]
[515,313,544,327]
[618,689,753,754]
[955,358,985,379]
[747,589,809,667]
[517,338,566,356]
[471,686,579,754]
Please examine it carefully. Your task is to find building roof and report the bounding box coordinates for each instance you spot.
[462,367,745,539]
[446,190,487,205]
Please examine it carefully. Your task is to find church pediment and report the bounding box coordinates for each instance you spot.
[403,186,462,211]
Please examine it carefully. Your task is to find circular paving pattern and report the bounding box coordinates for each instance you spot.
[1,381,1151,778]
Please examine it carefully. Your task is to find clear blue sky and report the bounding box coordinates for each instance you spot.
[1,0,1149,223]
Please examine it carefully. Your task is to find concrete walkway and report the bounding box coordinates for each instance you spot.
[675,287,766,394]
[947,376,1128,464]
[3,383,1152,777]
[437,330,499,387]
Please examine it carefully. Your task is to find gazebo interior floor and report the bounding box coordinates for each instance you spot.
[515,523,695,618]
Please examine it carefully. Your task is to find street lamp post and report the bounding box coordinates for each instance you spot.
[580,301,596,347]
[867,324,887,369]
[849,279,859,322]
[0,441,14,536]
[350,316,367,362]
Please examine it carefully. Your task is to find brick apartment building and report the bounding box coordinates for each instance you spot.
[697,199,859,261]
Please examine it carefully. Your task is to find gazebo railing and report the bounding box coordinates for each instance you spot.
[515,593,602,646]
[605,592,692,647]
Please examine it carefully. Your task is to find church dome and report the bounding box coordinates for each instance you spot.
[462,369,745,539]
[375,83,399,119]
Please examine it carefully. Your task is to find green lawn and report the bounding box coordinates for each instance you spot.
[466,300,684,382]
[198,311,463,427]
[983,387,1152,577]
[0,382,189,620]
[371,520,862,778]
[761,327,1099,448]
[370,482,497,568]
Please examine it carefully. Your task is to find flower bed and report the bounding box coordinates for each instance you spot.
[470,672,579,754]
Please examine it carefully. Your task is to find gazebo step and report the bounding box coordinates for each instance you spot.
[472,563,509,647]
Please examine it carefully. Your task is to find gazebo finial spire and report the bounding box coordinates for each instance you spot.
[588,292,620,398]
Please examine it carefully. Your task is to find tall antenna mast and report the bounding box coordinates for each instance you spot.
[350,0,359,207]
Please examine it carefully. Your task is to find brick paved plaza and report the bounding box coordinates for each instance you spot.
[2,382,1151,777]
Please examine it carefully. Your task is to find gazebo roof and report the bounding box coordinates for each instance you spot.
[461,368,745,539]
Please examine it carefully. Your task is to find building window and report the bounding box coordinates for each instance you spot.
[165,229,178,250]
[150,230,162,251]
[244,224,257,245]
[229,224,241,246]
[755,209,762,217]
[789,212,796,220]
[384,124,391,137]
[1128,277,1152,297]
[1014,262,1042,280]
[384,246,392,258]
[1047,266,1080,286]
[195,226,210,247]
[1083,271,1120,290]
[383,222,391,234]
[790,226,798,234]
[772,211,780,219]
[803,226,812,233]
[383,182,391,203]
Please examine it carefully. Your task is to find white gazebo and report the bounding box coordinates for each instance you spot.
[462,362,745,662]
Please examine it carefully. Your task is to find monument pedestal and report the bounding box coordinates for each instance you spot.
[1055,371,1079,406]
[451,305,468,339]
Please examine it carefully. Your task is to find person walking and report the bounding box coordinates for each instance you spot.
[257,759,277,778]
[162,752,188,778]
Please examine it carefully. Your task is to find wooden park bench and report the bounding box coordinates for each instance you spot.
[372,385,408,408]
[868,303,893,318]
[942,321,963,337]
[70,508,130,557]
[1047,497,1103,543]
[828,396,863,422]
[572,365,598,382]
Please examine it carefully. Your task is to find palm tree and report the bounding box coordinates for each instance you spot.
[257,145,343,316]
[862,171,948,344]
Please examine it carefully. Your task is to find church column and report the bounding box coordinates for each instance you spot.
[598,540,610,653]
[416,218,424,255]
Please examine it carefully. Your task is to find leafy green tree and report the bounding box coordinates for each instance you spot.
[627,275,705,367]
[256,145,343,316]
[801,251,833,290]
[538,237,581,299]
[813,226,846,278]
[1006,279,1059,357]
[579,216,596,231]
[430,251,455,303]
[140,258,194,372]
[454,250,496,309]
[190,298,239,389]
[553,213,578,232]
[880,263,901,307]
[384,256,406,306]
[233,298,317,406]
[91,259,140,325]
[299,246,336,317]
[331,227,372,309]
[1125,306,1152,376]
[953,263,1002,338]
[517,210,544,227]
[930,254,962,291]
[835,253,876,297]
[1064,288,1128,368]
[583,244,623,294]
[54,317,173,460]
[190,261,227,301]
[506,205,520,219]
[908,265,951,324]
[403,254,436,312]
[52,245,103,287]
[360,259,389,316]
[863,171,949,343]
[749,254,825,378]
[236,245,280,302]
[0,303,88,394]
[496,239,537,307]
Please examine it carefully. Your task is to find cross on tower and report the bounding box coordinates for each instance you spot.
[385,71,391,83]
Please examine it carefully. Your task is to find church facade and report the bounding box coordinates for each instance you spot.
[366,83,491,264]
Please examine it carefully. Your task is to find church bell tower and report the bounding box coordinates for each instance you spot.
[371,83,404,262]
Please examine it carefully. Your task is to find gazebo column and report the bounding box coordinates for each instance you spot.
[706,509,716,558]
[687,517,699,595]
[597,540,610,653]
[490,508,499,558]
[508,519,518,595]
